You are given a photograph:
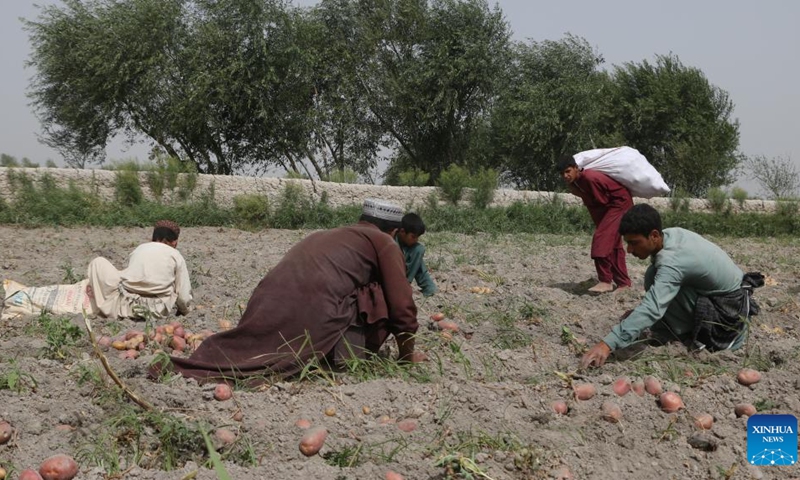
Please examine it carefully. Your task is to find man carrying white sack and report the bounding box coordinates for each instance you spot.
[87,219,193,320]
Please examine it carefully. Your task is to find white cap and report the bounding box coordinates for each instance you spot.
[362,198,403,223]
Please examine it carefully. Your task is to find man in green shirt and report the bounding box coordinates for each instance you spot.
[581,204,761,368]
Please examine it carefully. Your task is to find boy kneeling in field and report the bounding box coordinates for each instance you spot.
[396,213,438,297]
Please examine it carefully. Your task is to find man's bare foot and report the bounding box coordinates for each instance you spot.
[614,285,631,293]
[588,282,614,294]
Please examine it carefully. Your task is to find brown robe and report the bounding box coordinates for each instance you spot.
[157,222,418,382]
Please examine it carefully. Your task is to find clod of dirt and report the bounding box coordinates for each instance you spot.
[687,432,718,451]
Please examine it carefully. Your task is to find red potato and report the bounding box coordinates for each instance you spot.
[612,377,631,396]
[644,376,662,396]
[170,320,183,328]
[213,428,237,448]
[736,368,762,386]
[659,392,684,413]
[97,336,112,350]
[295,418,312,429]
[118,349,139,360]
[155,325,166,335]
[735,403,757,418]
[693,413,714,430]
[573,383,596,401]
[39,454,79,480]
[397,419,418,433]
[631,380,645,396]
[430,312,445,322]
[437,320,459,333]
[601,402,623,423]
[213,384,233,401]
[18,470,43,480]
[124,335,144,350]
[125,330,144,341]
[552,400,569,415]
[232,411,244,422]
[174,326,186,338]
[0,421,13,445]
[386,471,404,480]
[299,427,328,456]
[170,335,186,352]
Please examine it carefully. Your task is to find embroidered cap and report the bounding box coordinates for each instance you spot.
[362,198,403,224]
[154,219,181,237]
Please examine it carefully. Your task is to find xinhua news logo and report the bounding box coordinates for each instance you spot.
[747,414,797,466]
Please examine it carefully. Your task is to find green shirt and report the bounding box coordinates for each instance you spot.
[397,240,437,296]
[603,228,743,350]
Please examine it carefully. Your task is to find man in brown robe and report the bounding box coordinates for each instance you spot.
[557,155,633,294]
[154,199,424,383]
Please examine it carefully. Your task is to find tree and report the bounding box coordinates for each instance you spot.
[359,0,511,183]
[746,155,799,199]
[600,54,742,196]
[489,34,606,190]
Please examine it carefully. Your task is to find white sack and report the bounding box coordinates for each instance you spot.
[574,146,670,199]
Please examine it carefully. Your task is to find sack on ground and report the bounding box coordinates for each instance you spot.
[2,278,96,320]
[574,146,670,198]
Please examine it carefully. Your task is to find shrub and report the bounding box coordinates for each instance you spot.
[114,169,144,206]
[284,170,310,180]
[0,154,19,167]
[706,187,730,214]
[233,194,270,229]
[45,159,58,168]
[669,188,690,213]
[437,164,470,205]
[469,168,498,209]
[272,182,315,229]
[731,187,748,207]
[324,168,359,184]
[397,168,430,187]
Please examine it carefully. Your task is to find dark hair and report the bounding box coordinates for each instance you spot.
[619,204,663,237]
[555,154,577,173]
[359,214,401,233]
[401,213,426,236]
[153,226,179,242]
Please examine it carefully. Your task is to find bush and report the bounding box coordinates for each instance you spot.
[146,155,198,202]
[284,170,310,180]
[114,169,144,206]
[469,168,498,209]
[397,168,430,187]
[731,187,748,207]
[706,187,730,214]
[669,188,690,213]
[272,182,315,229]
[233,194,270,229]
[324,168,359,184]
[437,164,470,205]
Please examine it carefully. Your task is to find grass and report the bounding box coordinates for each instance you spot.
[0,359,37,393]
[23,312,84,361]
[3,169,800,236]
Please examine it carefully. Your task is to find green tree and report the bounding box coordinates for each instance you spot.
[600,54,742,196]
[359,0,511,182]
[489,34,606,190]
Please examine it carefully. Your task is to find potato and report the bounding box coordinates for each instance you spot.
[0,421,13,445]
[573,383,596,401]
[174,326,186,338]
[658,392,684,413]
[736,368,762,386]
[213,428,237,449]
[232,411,244,422]
[118,349,139,360]
[164,325,175,335]
[552,400,569,415]
[430,312,445,322]
[124,335,144,350]
[378,416,395,425]
[386,471,404,480]
[18,470,43,480]
[38,454,79,480]
[111,340,127,351]
[601,402,622,423]
[170,335,186,352]
[735,403,757,418]
[397,419,418,433]
[631,380,645,396]
[213,384,233,401]
[362,406,371,415]
[295,418,312,429]
[693,413,714,430]
[0,466,5,480]
[219,320,232,330]
[644,376,662,396]
[155,325,166,335]
[324,407,336,417]
[299,427,328,456]
[612,377,631,396]
[97,336,112,350]
[437,320,459,333]
[124,330,144,340]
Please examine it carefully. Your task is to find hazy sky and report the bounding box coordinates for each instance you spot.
[2,1,798,193]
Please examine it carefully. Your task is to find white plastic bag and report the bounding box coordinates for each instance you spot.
[574,146,670,198]
[2,279,95,321]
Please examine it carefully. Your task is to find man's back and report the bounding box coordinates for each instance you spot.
[121,242,186,297]
[654,228,743,296]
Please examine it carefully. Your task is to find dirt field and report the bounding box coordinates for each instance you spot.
[1,225,799,480]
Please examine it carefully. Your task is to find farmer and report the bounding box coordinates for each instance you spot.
[581,204,762,368]
[86,219,193,320]
[557,154,633,294]
[156,198,425,383]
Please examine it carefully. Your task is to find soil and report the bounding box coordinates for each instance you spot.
[1,225,798,480]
